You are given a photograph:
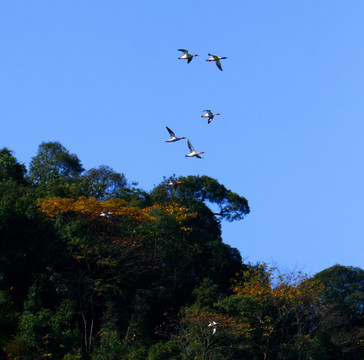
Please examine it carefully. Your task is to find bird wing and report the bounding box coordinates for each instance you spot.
[187,56,192,64]
[166,126,175,137]
[187,139,194,152]
[178,49,188,54]
[216,60,223,71]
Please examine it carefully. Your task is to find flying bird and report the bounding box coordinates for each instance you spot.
[206,53,228,71]
[208,321,219,335]
[165,126,186,142]
[178,49,198,64]
[100,211,113,219]
[167,179,184,187]
[201,110,220,124]
[185,139,205,159]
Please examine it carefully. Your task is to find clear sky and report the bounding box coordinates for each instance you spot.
[1,1,363,275]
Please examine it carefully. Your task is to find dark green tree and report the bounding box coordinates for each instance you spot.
[314,265,364,360]
[0,149,68,358]
[29,141,84,182]
[0,148,27,184]
[0,148,50,307]
[149,176,249,297]
[18,276,81,359]
[82,165,127,200]
[152,175,250,222]
[314,265,364,317]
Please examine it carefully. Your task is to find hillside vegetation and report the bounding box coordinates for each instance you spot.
[0,143,363,359]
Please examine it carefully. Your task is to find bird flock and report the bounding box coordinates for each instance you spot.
[101,49,224,333]
[169,49,226,335]
[166,49,228,160]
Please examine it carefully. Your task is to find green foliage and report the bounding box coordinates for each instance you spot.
[175,175,250,222]
[82,165,127,200]
[314,265,364,360]
[28,142,84,198]
[217,265,326,359]
[314,264,364,316]
[151,175,250,222]
[0,147,27,184]
[0,143,362,360]
[91,328,125,360]
[147,341,181,360]
[19,286,81,359]
[62,350,83,360]
[0,280,19,357]
[29,142,84,184]
[192,278,220,309]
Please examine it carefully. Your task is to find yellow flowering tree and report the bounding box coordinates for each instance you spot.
[219,264,324,360]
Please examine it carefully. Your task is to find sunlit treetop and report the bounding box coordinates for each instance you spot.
[232,264,323,307]
[148,201,197,226]
[37,196,195,227]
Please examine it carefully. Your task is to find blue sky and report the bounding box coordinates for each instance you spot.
[1,1,363,275]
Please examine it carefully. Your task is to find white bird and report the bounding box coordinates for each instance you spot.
[178,49,198,64]
[165,126,186,142]
[201,110,220,124]
[185,140,205,159]
[208,321,219,335]
[100,211,113,219]
[206,53,228,71]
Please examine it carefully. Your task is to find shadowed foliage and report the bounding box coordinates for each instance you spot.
[0,144,362,360]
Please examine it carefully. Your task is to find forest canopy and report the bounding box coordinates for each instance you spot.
[0,143,362,360]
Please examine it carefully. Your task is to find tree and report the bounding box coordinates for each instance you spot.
[176,308,248,360]
[29,141,84,185]
[151,175,250,222]
[82,165,127,200]
[18,283,81,360]
[150,175,248,293]
[314,265,364,360]
[314,265,364,318]
[218,265,324,360]
[0,275,20,359]
[37,196,195,356]
[0,148,52,311]
[0,147,27,184]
